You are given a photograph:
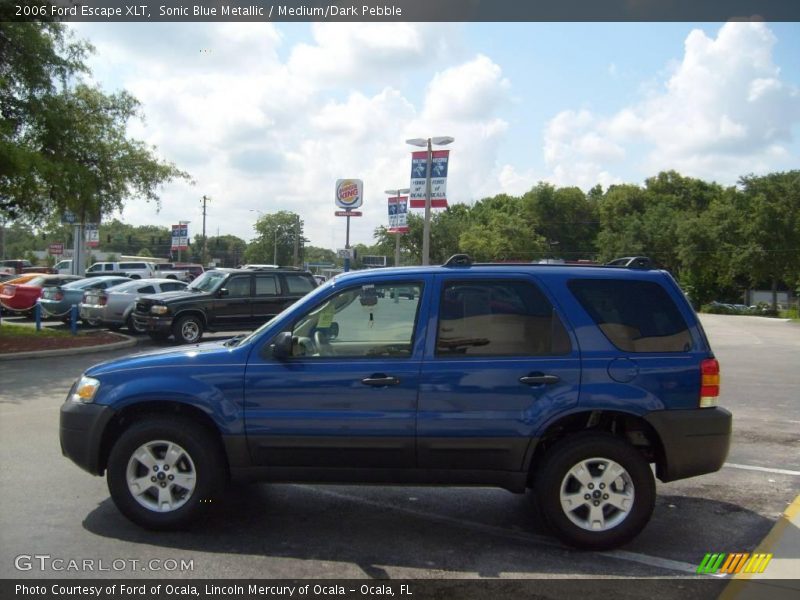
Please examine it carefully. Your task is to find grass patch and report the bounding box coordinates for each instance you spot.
[0,323,72,338]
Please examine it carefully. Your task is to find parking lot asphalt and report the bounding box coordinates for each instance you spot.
[0,314,797,590]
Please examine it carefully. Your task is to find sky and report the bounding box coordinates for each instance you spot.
[67,21,800,251]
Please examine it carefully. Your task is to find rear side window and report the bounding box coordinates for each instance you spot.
[285,274,315,294]
[137,285,156,294]
[436,280,571,357]
[255,275,278,296]
[569,279,693,353]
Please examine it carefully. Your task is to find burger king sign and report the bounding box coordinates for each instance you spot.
[335,179,364,210]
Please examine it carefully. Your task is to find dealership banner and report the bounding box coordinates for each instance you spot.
[388,196,409,233]
[171,224,189,251]
[409,150,448,209]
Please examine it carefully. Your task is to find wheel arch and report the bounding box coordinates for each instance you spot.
[98,400,229,478]
[525,409,666,484]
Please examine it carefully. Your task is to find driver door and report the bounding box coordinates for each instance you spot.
[243,280,427,469]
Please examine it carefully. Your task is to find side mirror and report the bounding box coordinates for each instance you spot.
[218,288,229,297]
[270,331,293,359]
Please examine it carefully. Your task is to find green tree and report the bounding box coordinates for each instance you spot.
[1,21,190,225]
[244,211,303,266]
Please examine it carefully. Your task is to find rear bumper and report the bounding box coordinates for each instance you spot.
[60,400,116,476]
[644,407,732,482]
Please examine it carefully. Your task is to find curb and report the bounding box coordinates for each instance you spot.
[0,331,140,361]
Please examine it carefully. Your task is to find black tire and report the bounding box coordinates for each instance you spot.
[106,417,225,530]
[127,314,146,335]
[129,274,141,280]
[533,432,655,550]
[173,314,203,344]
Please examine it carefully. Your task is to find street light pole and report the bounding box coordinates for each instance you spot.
[406,136,454,266]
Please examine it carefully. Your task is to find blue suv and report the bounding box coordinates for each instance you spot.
[60,256,731,549]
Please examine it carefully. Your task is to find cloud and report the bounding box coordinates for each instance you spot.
[543,22,800,187]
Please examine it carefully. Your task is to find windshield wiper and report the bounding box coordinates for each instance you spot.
[224,334,245,347]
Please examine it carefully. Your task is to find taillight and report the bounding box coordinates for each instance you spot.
[54,291,64,301]
[99,294,108,306]
[700,358,720,407]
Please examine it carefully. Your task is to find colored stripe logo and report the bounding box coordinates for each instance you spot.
[697,552,773,574]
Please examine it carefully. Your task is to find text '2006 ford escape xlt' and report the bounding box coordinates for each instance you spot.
[60,256,730,549]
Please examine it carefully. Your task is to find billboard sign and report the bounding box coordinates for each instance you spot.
[388,195,409,233]
[48,243,64,256]
[335,179,364,209]
[171,224,189,251]
[84,223,99,247]
[409,150,449,209]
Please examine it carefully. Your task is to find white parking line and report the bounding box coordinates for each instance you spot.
[298,485,706,576]
[724,463,800,477]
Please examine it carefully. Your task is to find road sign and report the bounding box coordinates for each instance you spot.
[61,210,78,224]
[337,248,354,259]
[335,210,362,217]
[335,179,364,209]
[48,243,64,256]
[171,224,189,250]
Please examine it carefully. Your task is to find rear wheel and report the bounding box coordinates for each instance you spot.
[533,432,655,550]
[106,417,225,529]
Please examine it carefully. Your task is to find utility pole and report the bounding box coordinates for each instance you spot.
[293,214,300,267]
[201,195,209,267]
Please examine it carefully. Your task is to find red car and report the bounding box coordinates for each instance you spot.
[0,274,82,314]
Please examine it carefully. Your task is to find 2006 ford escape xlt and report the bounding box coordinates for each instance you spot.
[60,256,731,549]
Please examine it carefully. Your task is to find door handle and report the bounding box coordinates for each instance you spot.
[519,373,561,386]
[361,375,400,387]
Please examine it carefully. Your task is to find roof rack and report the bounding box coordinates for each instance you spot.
[443,254,472,267]
[442,254,655,270]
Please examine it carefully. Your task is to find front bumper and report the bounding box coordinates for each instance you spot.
[133,313,173,333]
[60,400,116,476]
[644,407,732,482]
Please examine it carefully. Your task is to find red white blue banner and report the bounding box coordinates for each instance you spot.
[388,196,409,233]
[171,224,189,250]
[409,150,448,208]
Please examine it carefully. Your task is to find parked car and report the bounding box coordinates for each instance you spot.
[389,285,416,300]
[80,278,188,333]
[174,263,204,280]
[53,259,73,274]
[22,266,58,274]
[60,255,730,549]
[0,259,33,275]
[39,276,131,320]
[132,267,317,344]
[0,274,82,315]
[85,261,156,279]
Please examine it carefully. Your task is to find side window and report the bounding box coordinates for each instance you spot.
[436,280,571,357]
[290,282,423,358]
[160,282,185,292]
[87,264,101,273]
[224,276,252,298]
[137,285,156,294]
[285,274,315,294]
[255,275,278,296]
[569,279,693,353]
[104,264,114,271]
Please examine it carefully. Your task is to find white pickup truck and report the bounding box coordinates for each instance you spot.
[85,261,157,279]
[152,263,203,282]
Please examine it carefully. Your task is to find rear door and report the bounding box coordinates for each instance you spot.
[250,273,285,326]
[417,273,581,471]
[212,274,253,328]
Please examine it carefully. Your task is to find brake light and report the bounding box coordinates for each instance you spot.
[700,358,720,407]
[99,294,107,306]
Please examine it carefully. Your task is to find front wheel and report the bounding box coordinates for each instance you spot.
[127,314,147,335]
[106,417,225,529]
[173,315,203,344]
[533,432,655,550]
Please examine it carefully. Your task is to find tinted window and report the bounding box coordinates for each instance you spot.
[285,274,315,294]
[104,264,115,271]
[87,264,102,273]
[569,279,692,353]
[224,276,251,297]
[255,275,278,296]
[160,282,186,292]
[436,280,570,357]
[119,263,140,269]
[137,285,156,294]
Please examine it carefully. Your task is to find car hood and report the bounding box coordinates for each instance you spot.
[137,289,212,304]
[85,339,251,376]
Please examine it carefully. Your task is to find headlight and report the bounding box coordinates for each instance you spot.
[70,376,100,403]
[150,305,169,315]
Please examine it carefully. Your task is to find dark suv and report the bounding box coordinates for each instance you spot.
[61,256,730,549]
[132,267,317,344]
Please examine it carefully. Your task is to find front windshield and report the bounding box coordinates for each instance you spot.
[187,270,227,292]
